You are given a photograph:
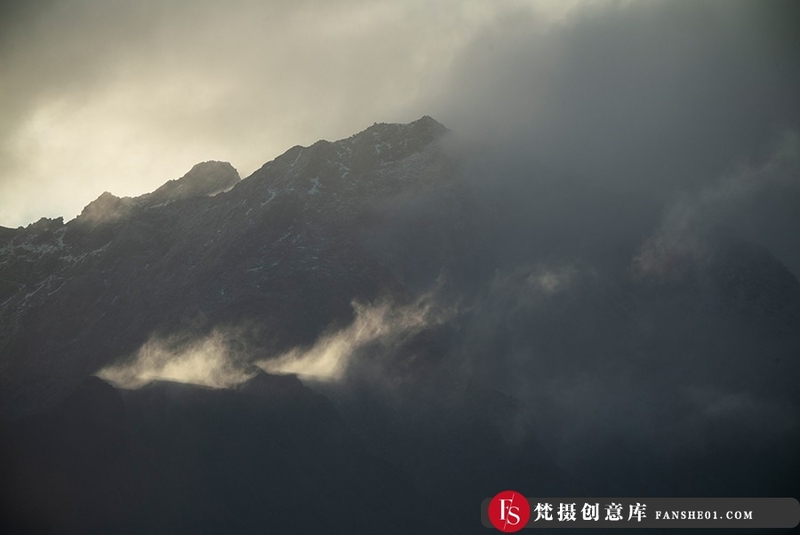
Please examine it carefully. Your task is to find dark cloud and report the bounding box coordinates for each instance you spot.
[441,1,798,182]
[427,0,800,276]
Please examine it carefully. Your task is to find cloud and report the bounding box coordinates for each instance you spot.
[431,0,800,196]
[96,290,455,389]
[632,130,800,280]
[257,293,453,380]
[96,327,256,389]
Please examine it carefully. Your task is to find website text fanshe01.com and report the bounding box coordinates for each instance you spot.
[654,510,754,521]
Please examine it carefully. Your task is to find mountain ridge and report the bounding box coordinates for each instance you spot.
[0,115,454,417]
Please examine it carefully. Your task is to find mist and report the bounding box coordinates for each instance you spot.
[430,0,800,273]
[258,294,453,380]
[97,327,256,389]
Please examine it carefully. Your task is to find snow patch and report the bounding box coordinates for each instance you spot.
[261,189,277,206]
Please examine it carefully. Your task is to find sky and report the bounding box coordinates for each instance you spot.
[1,0,798,228]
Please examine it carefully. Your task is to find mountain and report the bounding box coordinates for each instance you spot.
[1,116,799,533]
[0,116,464,417]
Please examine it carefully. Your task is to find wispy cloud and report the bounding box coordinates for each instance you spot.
[632,130,800,281]
[96,292,455,388]
[97,327,255,389]
[257,294,453,380]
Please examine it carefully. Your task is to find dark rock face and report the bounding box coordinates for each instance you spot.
[0,374,422,534]
[0,377,134,533]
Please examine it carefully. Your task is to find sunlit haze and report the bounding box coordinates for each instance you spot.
[0,0,594,227]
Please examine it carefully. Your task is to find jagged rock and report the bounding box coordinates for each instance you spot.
[144,160,240,204]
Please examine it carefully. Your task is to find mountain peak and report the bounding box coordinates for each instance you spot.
[341,115,448,172]
[412,114,446,131]
[76,161,240,225]
[77,191,134,225]
[243,116,449,193]
[355,115,447,144]
[146,161,240,203]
